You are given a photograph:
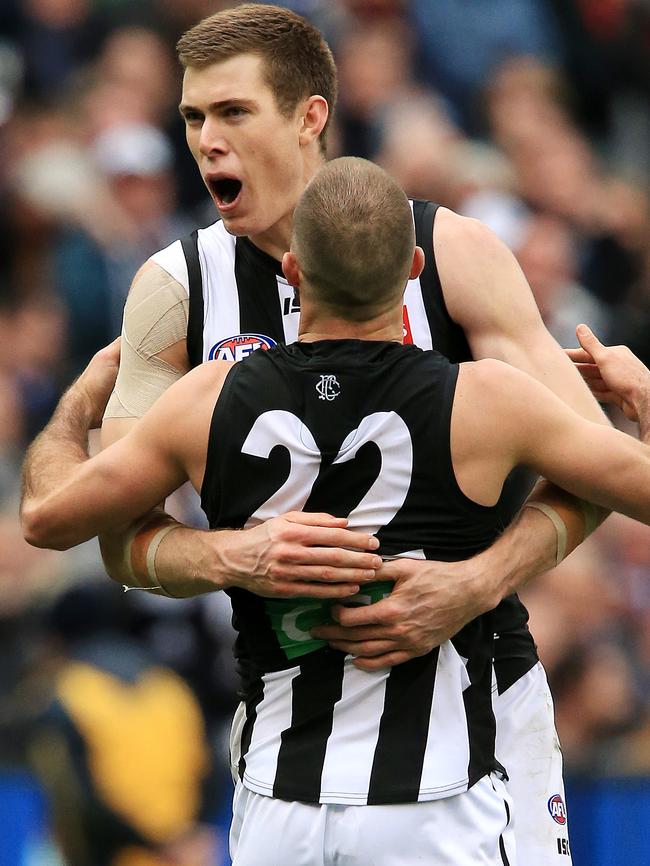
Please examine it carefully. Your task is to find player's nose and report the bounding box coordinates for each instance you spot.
[199,119,229,159]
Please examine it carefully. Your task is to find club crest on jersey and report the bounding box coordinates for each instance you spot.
[316,374,341,401]
[548,794,567,825]
[208,333,276,362]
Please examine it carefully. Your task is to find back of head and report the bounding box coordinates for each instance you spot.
[292,157,415,321]
[177,4,337,152]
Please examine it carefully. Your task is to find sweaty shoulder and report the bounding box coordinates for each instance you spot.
[104,260,190,421]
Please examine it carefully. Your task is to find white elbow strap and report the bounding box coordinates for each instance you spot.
[122,518,178,597]
[524,501,568,566]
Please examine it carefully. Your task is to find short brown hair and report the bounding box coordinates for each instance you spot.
[177,4,337,151]
[293,157,415,321]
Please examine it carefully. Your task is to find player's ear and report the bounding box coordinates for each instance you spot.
[409,246,425,280]
[282,251,302,288]
[298,96,328,146]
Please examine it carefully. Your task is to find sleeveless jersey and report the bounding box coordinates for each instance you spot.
[149,201,538,694]
[201,339,502,805]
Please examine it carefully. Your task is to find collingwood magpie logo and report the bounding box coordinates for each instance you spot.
[316,374,341,401]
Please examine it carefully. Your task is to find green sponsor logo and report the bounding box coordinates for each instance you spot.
[265,580,394,660]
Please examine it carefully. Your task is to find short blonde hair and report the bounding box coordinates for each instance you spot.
[292,158,414,321]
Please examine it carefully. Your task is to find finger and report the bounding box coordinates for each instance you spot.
[284,512,349,527]
[352,651,412,671]
[268,581,361,599]
[285,523,380,551]
[297,526,380,550]
[311,624,391,641]
[275,563,378,583]
[565,347,593,363]
[283,548,382,570]
[330,598,396,627]
[328,639,397,657]
[576,324,605,362]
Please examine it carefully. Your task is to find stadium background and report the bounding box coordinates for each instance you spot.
[1,1,650,864]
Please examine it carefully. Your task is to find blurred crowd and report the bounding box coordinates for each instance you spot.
[1,0,650,862]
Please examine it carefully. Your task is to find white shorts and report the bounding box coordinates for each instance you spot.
[230,773,515,866]
[494,661,572,864]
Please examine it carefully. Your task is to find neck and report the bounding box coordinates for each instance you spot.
[298,306,404,344]
[248,211,294,262]
[248,151,325,262]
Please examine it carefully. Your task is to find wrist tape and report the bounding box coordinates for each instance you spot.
[122,517,178,597]
[524,501,568,566]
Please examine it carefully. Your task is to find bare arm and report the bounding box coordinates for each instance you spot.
[315,211,610,668]
[21,339,121,543]
[21,362,210,550]
[99,262,380,598]
[436,210,611,593]
[458,357,650,523]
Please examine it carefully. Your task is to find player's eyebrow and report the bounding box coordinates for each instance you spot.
[178,98,257,117]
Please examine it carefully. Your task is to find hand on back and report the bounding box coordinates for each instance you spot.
[220,511,382,599]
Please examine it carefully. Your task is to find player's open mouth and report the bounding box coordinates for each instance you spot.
[209,176,243,210]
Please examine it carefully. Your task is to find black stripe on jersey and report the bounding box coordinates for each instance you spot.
[367,649,439,805]
[499,795,512,865]
[412,200,471,363]
[273,650,345,802]
[457,629,498,789]
[181,230,204,368]
[235,237,285,337]
[238,670,266,782]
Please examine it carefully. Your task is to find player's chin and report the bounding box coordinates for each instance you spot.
[218,211,253,237]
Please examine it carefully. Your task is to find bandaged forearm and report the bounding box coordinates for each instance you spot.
[524,482,607,566]
[100,513,223,599]
[100,510,181,597]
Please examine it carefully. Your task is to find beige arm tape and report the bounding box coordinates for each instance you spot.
[104,262,189,420]
[121,515,179,597]
[524,501,568,566]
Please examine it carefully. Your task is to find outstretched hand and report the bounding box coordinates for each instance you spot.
[565,324,650,422]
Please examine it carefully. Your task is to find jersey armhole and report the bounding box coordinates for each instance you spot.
[199,362,241,518]
[412,200,472,363]
[181,230,204,368]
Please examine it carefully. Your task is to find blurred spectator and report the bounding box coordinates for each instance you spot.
[409,0,560,132]
[29,583,223,866]
[546,0,650,180]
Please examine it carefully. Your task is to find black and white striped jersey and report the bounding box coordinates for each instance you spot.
[149,201,538,693]
[202,339,501,805]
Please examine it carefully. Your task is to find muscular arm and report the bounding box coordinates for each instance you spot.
[435,208,610,591]
[99,261,380,598]
[317,210,611,668]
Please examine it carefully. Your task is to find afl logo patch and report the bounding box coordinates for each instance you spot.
[208,333,276,362]
[548,794,567,825]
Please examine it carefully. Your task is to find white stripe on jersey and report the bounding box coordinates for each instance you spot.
[242,666,301,796]
[150,239,190,293]
[198,222,240,361]
[276,275,300,345]
[404,276,434,350]
[419,640,472,800]
[405,201,434,350]
[319,662,389,804]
